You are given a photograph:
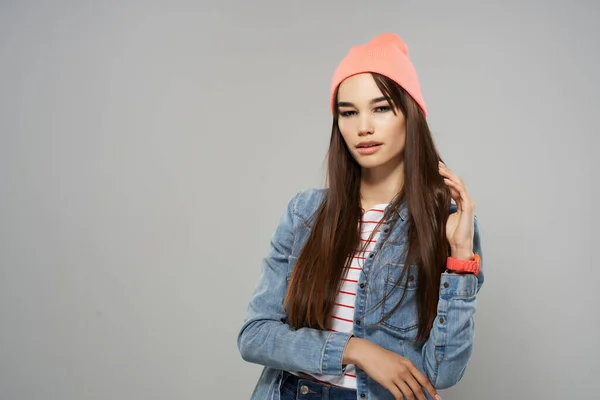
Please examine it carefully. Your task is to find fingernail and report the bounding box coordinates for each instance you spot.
[435,395,442,400]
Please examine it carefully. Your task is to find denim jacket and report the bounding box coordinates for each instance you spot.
[237,188,484,400]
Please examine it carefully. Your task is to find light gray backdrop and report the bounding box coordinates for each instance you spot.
[1,0,598,399]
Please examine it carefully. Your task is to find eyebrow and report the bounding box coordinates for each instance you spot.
[337,96,389,108]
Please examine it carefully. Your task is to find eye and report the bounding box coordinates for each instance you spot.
[374,105,391,113]
[339,110,357,117]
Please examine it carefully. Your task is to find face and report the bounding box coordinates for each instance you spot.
[336,73,406,171]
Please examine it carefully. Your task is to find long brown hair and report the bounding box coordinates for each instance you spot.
[284,73,451,343]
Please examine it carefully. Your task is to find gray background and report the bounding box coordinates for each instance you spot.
[1,0,598,399]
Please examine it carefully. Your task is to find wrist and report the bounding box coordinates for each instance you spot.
[342,337,363,366]
[450,245,474,260]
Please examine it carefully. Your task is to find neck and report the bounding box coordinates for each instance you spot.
[360,159,404,211]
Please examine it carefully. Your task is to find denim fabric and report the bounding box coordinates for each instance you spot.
[238,188,484,400]
[280,372,358,400]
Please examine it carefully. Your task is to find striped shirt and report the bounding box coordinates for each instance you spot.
[291,204,388,389]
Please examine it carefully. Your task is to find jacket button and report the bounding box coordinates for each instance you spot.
[359,283,365,289]
[360,394,366,398]
[369,253,374,258]
[300,385,309,395]
[408,275,414,281]
[356,319,361,325]
[440,317,445,323]
[443,282,449,288]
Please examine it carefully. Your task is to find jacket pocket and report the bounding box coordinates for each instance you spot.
[379,263,419,336]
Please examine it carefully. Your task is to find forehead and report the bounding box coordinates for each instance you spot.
[337,73,383,102]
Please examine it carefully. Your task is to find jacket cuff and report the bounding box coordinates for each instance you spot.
[440,272,478,299]
[320,331,353,375]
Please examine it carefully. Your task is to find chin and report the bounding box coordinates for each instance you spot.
[355,158,384,170]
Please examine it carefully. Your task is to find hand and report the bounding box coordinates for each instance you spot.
[343,338,441,400]
[438,161,475,260]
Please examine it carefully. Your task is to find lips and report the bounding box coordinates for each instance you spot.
[356,142,383,155]
[356,141,383,148]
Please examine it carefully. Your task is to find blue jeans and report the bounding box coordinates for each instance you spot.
[279,372,358,400]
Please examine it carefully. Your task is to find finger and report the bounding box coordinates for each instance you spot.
[443,178,462,197]
[409,366,440,400]
[438,164,466,190]
[443,177,469,198]
[405,375,427,400]
[443,178,474,209]
[439,171,467,199]
[438,162,457,178]
[395,380,416,399]
[439,169,465,190]
[437,165,454,180]
[384,381,405,400]
[438,161,455,174]
[442,178,463,194]
[443,179,463,208]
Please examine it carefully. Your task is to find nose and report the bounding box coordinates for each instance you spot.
[358,113,374,136]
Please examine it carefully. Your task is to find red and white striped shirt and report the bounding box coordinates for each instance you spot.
[292,204,388,389]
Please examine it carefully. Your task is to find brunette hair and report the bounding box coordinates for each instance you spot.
[284,73,451,343]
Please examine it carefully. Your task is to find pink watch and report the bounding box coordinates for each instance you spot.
[446,253,480,276]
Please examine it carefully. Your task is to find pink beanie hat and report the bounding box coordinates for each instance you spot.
[330,33,427,117]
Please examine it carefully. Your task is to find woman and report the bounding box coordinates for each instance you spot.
[237,33,484,400]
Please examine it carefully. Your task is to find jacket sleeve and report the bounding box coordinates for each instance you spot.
[421,215,485,389]
[237,190,353,375]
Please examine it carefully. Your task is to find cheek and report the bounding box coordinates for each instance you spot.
[381,120,406,150]
[337,121,353,142]
[394,131,407,150]
[337,119,348,134]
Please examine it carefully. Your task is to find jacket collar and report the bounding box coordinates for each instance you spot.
[387,199,408,222]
